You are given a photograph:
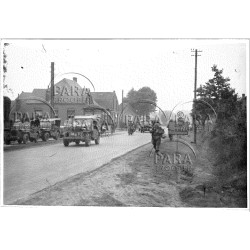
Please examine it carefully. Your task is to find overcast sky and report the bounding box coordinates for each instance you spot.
[3,39,248,111]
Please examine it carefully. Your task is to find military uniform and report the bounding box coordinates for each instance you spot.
[150,122,165,154]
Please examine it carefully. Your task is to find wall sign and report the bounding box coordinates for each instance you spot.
[54,86,91,104]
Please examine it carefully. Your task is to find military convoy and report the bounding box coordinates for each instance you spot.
[63,115,101,147]
[4,117,61,145]
[4,96,62,145]
[5,120,40,145]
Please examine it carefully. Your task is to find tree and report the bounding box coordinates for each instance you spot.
[124,86,157,116]
[194,65,238,125]
[3,43,12,93]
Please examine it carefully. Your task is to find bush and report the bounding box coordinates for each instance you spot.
[208,99,247,182]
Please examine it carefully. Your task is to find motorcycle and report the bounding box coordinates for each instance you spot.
[128,126,135,135]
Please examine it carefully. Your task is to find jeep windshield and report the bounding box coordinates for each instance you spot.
[64,118,92,128]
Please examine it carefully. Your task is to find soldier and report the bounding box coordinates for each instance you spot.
[150,121,165,158]
[167,119,175,141]
[128,121,135,135]
[34,116,40,127]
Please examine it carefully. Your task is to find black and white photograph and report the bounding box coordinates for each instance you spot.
[2,39,248,208]
[1,1,250,249]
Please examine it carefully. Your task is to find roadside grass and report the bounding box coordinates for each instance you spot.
[13,133,247,207]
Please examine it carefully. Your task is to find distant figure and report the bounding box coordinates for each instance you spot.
[93,120,99,131]
[34,117,40,127]
[128,121,136,135]
[111,122,116,134]
[101,121,109,136]
[167,119,174,141]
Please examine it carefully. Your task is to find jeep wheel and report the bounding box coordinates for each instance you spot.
[63,139,69,147]
[95,135,100,145]
[75,140,80,145]
[23,134,29,144]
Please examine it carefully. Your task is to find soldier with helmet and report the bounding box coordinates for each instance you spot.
[150,121,165,157]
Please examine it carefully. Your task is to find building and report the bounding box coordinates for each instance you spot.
[118,103,140,127]
[91,91,119,124]
[11,78,119,125]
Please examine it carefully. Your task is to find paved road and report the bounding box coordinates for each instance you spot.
[3,131,151,204]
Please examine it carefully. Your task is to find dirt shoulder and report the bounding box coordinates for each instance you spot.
[13,134,247,207]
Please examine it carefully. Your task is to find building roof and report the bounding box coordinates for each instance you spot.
[32,89,47,99]
[54,78,83,90]
[18,91,33,99]
[18,90,46,104]
[91,92,117,111]
[16,79,117,109]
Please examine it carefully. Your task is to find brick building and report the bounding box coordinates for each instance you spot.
[11,78,119,125]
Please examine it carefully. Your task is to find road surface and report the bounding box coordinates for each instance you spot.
[3,131,151,204]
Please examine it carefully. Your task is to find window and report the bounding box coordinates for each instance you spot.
[67,109,75,118]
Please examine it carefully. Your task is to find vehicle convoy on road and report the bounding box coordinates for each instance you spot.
[4,96,38,144]
[4,96,62,145]
[5,120,40,145]
[63,115,101,147]
[4,117,61,145]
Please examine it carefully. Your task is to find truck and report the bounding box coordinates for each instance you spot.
[4,96,39,144]
[5,119,40,144]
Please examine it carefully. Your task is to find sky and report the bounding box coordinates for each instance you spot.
[2,39,248,111]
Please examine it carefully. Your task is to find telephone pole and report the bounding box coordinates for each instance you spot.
[122,90,124,124]
[191,49,202,144]
[50,62,55,117]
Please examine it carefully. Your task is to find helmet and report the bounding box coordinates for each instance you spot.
[154,123,160,128]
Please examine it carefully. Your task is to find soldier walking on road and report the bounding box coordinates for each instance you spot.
[150,121,165,159]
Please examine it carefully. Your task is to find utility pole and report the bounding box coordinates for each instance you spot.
[191,49,202,144]
[50,62,55,118]
[122,90,124,125]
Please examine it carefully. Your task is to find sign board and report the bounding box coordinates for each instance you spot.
[177,111,185,118]
[168,120,189,135]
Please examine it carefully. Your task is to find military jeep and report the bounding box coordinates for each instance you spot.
[39,118,61,141]
[63,115,101,147]
[5,120,40,145]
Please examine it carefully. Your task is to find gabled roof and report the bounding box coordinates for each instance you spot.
[18,91,33,99]
[18,90,46,104]
[91,92,117,111]
[32,89,47,99]
[54,78,83,90]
